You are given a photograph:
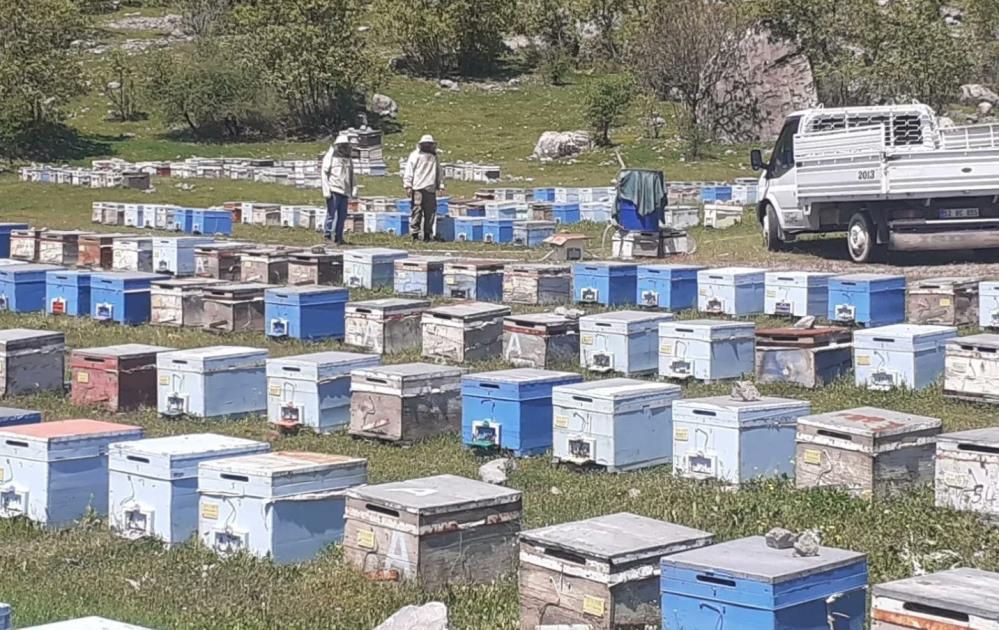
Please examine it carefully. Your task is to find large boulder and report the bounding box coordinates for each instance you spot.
[961,84,999,105]
[532,131,593,160]
[372,94,399,118]
[375,602,449,630]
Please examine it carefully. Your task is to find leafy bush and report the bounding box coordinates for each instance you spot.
[582,75,632,145]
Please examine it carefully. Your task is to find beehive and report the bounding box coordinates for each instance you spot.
[796,406,941,499]
[454,216,485,241]
[512,220,556,247]
[0,407,41,428]
[199,452,367,564]
[71,344,173,412]
[45,270,92,317]
[0,223,28,259]
[107,433,269,545]
[551,379,681,472]
[764,271,834,317]
[194,242,247,280]
[944,333,999,403]
[503,313,579,369]
[755,326,853,388]
[829,273,906,327]
[0,329,65,397]
[580,311,674,376]
[871,568,999,629]
[267,351,380,433]
[343,248,407,289]
[90,271,168,325]
[545,233,589,262]
[9,228,42,262]
[672,396,811,485]
[461,368,582,456]
[239,247,292,284]
[287,249,343,286]
[152,236,214,276]
[78,233,124,270]
[0,264,61,312]
[0,420,143,527]
[443,260,505,301]
[38,230,90,266]
[661,536,868,630]
[394,256,446,296]
[502,263,572,305]
[697,267,766,316]
[201,283,270,333]
[422,302,511,363]
[573,262,637,306]
[345,298,429,354]
[906,276,979,326]
[659,319,755,381]
[150,277,223,327]
[349,363,463,444]
[111,237,153,272]
[520,513,714,630]
[935,428,999,520]
[265,286,348,341]
[156,346,268,419]
[854,324,957,391]
[343,474,522,587]
[636,264,703,310]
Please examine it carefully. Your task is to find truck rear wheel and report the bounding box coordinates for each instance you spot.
[762,205,783,252]
[847,212,883,263]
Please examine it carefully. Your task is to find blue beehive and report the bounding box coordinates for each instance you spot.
[157,346,268,419]
[394,256,446,296]
[0,264,60,312]
[700,184,733,202]
[574,261,637,306]
[382,212,410,236]
[90,271,168,324]
[437,196,450,215]
[171,208,195,232]
[637,264,704,310]
[443,260,505,301]
[697,267,766,316]
[512,221,556,247]
[0,224,28,258]
[483,219,515,244]
[660,536,868,630]
[533,187,556,202]
[265,286,348,341]
[828,273,906,327]
[107,433,269,546]
[190,209,233,236]
[553,203,581,224]
[45,270,92,317]
[617,199,662,231]
[765,271,834,317]
[454,217,485,242]
[436,215,455,241]
[853,324,957,391]
[0,419,143,528]
[0,407,41,428]
[461,368,583,456]
[198,451,368,564]
[395,198,412,213]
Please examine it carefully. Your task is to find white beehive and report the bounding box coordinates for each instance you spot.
[658,319,755,381]
[872,568,999,629]
[579,311,674,376]
[935,428,999,520]
[944,334,999,404]
[157,346,268,419]
[854,324,957,391]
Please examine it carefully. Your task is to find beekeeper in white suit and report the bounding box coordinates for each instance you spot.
[321,133,356,244]
[403,134,445,241]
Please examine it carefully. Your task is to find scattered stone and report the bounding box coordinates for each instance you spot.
[730,381,760,402]
[374,602,449,630]
[793,316,816,329]
[765,527,796,550]
[372,94,399,118]
[532,131,593,160]
[794,529,822,557]
[550,485,562,496]
[961,84,999,105]
[627,488,641,499]
[439,79,460,92]
[553,306,585,319]
[508,78,521,86]
[479,458,515,485]
[938,116,956,128]
[978,101,994,119]
[105,14,183,34]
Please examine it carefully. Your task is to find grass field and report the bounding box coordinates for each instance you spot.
[3,9,999,630]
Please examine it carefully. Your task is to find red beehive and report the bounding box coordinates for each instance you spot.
[70,344,174,412]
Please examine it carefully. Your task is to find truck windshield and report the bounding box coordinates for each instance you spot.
[769,117,800,179]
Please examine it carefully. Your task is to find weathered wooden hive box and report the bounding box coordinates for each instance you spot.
[349,363,463,444]
[502,263,572,305]
[343,474,522,587]
[660,536,868,629]
[907,276,979,326]
[461,368,582,456]
[755,326,853,388]
[194,242,247,281]
[503,312,579,368]
[78,233,126,270]
[345,298,430,354]
[239,248,292,284]
[944,333,999,403]
[672,395,811,484]
[287,249,343,286]
[0,329,66,397]
[935,427,999,520]
[580,311,674,376]
[443,260,505,301]
[343,212,365,234]
[551,378,681,472]
[546,233,589,262]
[265,286,348,341]
[38,230,92,267]
[157,346,268,419]
[201,282,270,333]
[636,264,703,310]
[573,261,637,306]
[796,406,941,499]
[389,258,445,300]
[828,273,906,327]
[871,568,999,629]
[152,236,214,276]
[71,344,174,412]
[0,419,143,527]
[659,319,755,381]
[343,247,407,289]
[150,277,223,327]
[764,271,834,317]
[0,223,28,259]
[107,433,269,545]
[249,203,281,226]
[853,324,957,391]
[512,220,556,247]
[0,264,61,312]
[90,271,168,325]
[520,513,714,630]
[111,237,153,273]
[663,205,700,229]
[0,407,41,428]
[422,302,511,363]
[199,452,367,564]
[528,201,554,221]
[9,228,43,262]
[980,281,999,329]
[697,267,766,316]
[267,351,380,433]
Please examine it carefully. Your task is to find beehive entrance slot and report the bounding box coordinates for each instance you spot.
[4,440,28,448]
[817,429,853,442]
[958,443,999,455]
[696,574,736,587]
[365,503,400,518]
[543,547,587,565]
[126,455,150,464]
[901,602,969,622]
[221,473,250,482]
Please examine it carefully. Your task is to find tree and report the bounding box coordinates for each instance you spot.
[176,0,233,38]
[582,75,632,145]
[104,49,142,122]
[518,0,579,84]
[572,0,636,61]
[965,0,999,85]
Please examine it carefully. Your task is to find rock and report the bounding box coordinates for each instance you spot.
[765,527,796,550]
[106,81,121,91]
[730,381,760,402]
[940,5,964,27]
[479,458,515,485]
[961,84,999,105]
[532,131,594,160]
[627,488,641,499]
[105,14,183,34]
[508,78,521,86]
[938,116,956,128]
[792,316,816,329]
[439,79,460,91]
[372,94,399,118]
[794,529,822,557]
[978,101,994,118]
[554,306,585,319]
[374,602,449,630]
[550,485,562,496]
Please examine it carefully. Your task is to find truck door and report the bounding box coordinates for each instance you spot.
[766,117,803,227]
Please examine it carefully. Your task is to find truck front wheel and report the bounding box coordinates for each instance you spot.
[847,212,883,263]
[762,205,783,252]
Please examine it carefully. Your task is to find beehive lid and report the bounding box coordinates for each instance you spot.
[152,277,224,290]
[937,427,999,449]
[41,230,91,239]
[0,407,41,427]
[698,266,766,283]
[0,328,64,351]
[267,351,380,381]
[289,249,340,261]
[0,223,28,230]
[205,282,270,294]
[154,236,214,246]
[200,451,367,499]
[505,262,569,275]
[92,271,168,283]
[854,324,957,351]
[663,536,865,584]
[347,298,430,315]
[755,326,850,347]
[674,395,810,427]
[911,276,979,290]
[947,333,999,350]
[798,407,941,438]
[426,302,511,321]
[553,378,679,403]
[24,617,153,629]
[75,344,172,359]
[110,433,269,480]
[0,263,61,276]
[832,273,905,284]
[545,233,589,246]
[660,319,756,341]
[639,263,704,273]
[873,568,999,620]
[504,312,576,328]
[521,512,713,565]
[113,236,152,245]
[344,247,407,262]
[352,362,463,394]
[395,255,448,267]
[764,270,835,286]
[444,258,505,271]
[0,419,142,462]
[574,260,635,271]
[1,419,140,440]
[470,368,580,385]
[348,474,520,514]
[80,232,129,242]
[157,345,267,373]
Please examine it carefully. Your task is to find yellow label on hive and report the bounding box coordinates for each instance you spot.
[554,415,569,429]
[580,335,593,346]
[856,355,871,366]
[660,342,672,355]
[766,290,776,298]
[357,529,376,549]
[803,449,822,466]
[268,384,281,397]
[582,595,606,617]
[940,297,952,307]
[0,469,4,482]
[675,427,689,442]
[201,502,219,520]
[159,375,170,385]
[76,371,89,384]
[699,288,708,295]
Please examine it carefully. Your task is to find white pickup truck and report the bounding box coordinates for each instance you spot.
[751,104,999,262]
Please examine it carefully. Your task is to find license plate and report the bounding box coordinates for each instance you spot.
[940,207,979,219]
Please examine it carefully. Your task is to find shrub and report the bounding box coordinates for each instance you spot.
[582,75,633,145]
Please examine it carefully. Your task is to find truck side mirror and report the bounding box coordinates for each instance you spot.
[750,149,765,171]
